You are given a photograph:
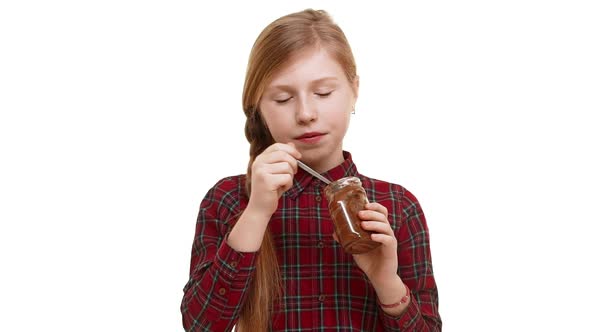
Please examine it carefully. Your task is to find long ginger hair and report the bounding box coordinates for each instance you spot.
[237,9,357,331]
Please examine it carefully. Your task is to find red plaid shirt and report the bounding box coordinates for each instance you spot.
[181,152,441,331]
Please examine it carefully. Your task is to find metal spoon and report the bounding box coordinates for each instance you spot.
[296,160,331,184]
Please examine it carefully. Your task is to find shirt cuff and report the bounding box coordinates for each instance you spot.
[379,294,420,330]
[214,235,258,280]
[200,236,258,323]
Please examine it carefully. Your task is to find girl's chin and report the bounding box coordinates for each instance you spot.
[300,149,344,171]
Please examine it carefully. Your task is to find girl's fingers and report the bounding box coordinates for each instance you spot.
[370,233,396,246]
[332,232,340,244]
[364,202,388,216]
[263,161,296,176]
[268,143,302,160]
[358,210,388,223]
[361,221,393,235]
[285,142,302,158]
[272,174,294,195]
[358,201,394,235]
[257,149,299,173]
[251,163,294,181]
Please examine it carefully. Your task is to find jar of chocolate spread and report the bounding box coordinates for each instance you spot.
[324,177,381,254]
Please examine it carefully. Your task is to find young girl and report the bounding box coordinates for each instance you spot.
[181,9,441,331]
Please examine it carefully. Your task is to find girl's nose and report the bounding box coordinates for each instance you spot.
[295,99,317,124]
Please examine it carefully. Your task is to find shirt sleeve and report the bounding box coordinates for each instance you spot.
[378,188,442,331]
[180,177,257,332]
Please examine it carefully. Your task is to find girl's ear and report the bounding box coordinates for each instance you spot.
[352,75,360,100]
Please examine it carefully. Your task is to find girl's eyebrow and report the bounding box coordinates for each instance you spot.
[268,77,339,91]
[310,76,339,84]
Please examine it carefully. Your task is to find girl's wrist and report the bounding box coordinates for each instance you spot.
[373,276,411,316]
[227,205,272,252]
[373,275,406,305]
[377,283,410,308]
[244,201,274,220]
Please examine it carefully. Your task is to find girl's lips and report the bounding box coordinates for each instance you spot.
[295,133,325,144]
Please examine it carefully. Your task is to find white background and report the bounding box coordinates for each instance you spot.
[1,1,589,331]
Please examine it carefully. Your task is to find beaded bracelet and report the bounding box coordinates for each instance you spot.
[377,284,410,308]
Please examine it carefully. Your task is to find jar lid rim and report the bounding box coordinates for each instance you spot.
[325,176,361,191]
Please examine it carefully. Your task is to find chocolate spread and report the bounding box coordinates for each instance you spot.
[324,177,381,254]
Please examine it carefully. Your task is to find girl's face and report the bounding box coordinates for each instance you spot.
[259,47,358,173]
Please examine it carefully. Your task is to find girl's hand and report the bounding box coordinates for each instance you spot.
[228,142,300,252]
[334,202,399,285]
[248,142,301,217]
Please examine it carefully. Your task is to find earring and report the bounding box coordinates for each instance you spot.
[352,106,356,114]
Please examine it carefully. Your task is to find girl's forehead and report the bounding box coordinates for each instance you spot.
[267,48,347,87]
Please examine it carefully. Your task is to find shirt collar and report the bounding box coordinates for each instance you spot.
[285,151,359,199]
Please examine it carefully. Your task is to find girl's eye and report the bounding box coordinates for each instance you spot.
[316,91,333,97]
[275,97,292,104]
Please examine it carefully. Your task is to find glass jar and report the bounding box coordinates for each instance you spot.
[324,176,381,254]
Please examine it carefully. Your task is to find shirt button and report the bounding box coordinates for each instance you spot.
[315,195,322,202]
[318,295,326,302]
[230,261,237,268]
[317,241,324,248]
[218,288,226,295]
